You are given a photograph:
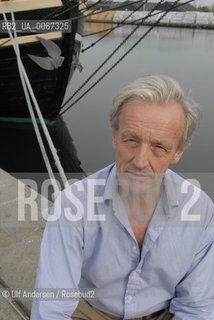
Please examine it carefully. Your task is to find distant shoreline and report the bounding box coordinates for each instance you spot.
[85,10,214,30]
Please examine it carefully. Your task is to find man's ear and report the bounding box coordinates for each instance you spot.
[171,142,189,164]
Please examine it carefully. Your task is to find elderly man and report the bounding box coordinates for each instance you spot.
[31,75,214,320]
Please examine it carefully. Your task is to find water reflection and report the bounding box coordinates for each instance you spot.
[109,24,197,40]
[64,23,214,199]
[0,117,84,180]
[84,22,114,35]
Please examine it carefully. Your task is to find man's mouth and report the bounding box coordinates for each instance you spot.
[119,171,154,182]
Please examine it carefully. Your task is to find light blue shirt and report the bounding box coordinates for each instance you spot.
[31,163,214,320]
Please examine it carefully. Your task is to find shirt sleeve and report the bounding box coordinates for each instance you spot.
[170,207,214,319]
[31,189,84,320]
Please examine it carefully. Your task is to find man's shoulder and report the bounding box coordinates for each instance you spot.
[84,163,115,181]
[165,169,214,222]
[166,169,213,203]
[62,163,115,196]
[77,163,115,188]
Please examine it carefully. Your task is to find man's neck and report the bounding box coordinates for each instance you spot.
[119,181,163,246]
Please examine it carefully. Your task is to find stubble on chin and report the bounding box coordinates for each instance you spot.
[116,171,164,225]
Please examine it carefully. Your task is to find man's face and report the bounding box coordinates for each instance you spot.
[112,98,187,195]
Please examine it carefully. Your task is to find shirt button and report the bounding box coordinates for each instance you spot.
[125,295,133,303]
[132,245,138,253]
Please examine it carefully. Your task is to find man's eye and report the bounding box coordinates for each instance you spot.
[153,145,167,152]
[124,139,137,144]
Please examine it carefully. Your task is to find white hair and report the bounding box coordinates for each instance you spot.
[110,74,201,147]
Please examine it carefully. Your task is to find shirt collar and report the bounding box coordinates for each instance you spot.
[163,169,179,207]
[103,164,118,201]
[103,164,179,207]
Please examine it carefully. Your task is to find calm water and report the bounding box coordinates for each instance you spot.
[63,23,214,198]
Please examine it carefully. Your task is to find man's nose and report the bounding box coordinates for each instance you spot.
[133,144,149,169]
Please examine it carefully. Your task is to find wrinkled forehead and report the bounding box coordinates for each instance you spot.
[117,99,186,142]
[119,99,185,125]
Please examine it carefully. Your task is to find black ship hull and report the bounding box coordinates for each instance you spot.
[0,0,81,119]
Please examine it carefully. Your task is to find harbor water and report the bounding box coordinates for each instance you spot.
[63,23,214,198]
[0,23,213,199]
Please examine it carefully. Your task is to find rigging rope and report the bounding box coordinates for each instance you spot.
[11,12,60,194]
[58,0,195,116]
[0,2,68,193]
[82,0,150,52]
[53,0,102,19]
[41,0,79,20]
[54,0,165,116]
[56,0,153,24]
[82,0,196,38]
